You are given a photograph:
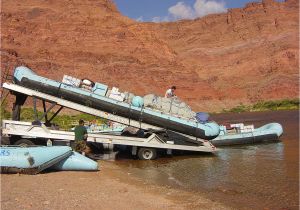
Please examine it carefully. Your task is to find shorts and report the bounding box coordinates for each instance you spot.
[73,140,87,152]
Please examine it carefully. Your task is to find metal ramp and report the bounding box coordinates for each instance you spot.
[3,82,207,142]
[3,82,161,130]
[2,82,217,158]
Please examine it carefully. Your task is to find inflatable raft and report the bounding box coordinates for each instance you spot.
[51,151,98,171]
[210,123,283,146]
[0,146,98,174]
[13,66,220,140]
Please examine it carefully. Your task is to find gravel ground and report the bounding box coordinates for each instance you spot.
[0,161,229,210]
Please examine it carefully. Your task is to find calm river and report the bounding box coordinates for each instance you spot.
[115,110,299,209]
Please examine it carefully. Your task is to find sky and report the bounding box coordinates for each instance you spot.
[113,0,283,22]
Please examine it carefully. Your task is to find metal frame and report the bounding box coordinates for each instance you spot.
[2,120,215,152]
[2,82,216,153]
[3,82,205,141]
[3,82,161,130]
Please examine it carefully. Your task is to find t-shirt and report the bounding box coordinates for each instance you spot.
[74,125,87,141]
[165,89,175,98]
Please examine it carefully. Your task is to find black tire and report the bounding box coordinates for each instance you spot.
[14,139,35,147]
[137,147,157,160]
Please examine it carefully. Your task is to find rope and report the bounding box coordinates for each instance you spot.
[56,83,63,97]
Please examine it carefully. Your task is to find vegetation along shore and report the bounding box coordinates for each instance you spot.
[1,99,299,130]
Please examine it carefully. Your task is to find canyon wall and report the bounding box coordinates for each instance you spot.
[1,0,298,111]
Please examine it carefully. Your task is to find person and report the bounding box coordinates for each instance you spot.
[73,119,91,155]
[165,86,176,98]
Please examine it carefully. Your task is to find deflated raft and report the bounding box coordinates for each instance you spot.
[13,66,220,140]
[0,146,98,174]
[51,151,98,171]
[210,123,283,146]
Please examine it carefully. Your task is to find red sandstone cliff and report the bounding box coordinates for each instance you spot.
[1,0,299,111]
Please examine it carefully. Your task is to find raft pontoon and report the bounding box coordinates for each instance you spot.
[0,146,98,174]
[210,123,283,146]
[13,66,220,140]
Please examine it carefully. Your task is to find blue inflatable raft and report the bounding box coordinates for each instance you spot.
[51,151,98,171]
[13,66,220,140]
[0,146,99,174]
[210,123,283,146]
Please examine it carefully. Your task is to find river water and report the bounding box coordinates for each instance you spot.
[115,110,299,209]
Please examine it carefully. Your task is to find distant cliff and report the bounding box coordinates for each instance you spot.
[1,0,298,112]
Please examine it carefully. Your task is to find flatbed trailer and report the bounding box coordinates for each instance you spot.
[1,82,217,159]
[1,120,215,159]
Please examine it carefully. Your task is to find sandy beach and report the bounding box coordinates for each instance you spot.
[1,161,229,210]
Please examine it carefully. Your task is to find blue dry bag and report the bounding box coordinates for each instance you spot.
[195,112,209,123]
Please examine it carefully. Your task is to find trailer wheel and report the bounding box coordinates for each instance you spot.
[14,139,35,147]
[137,147,157,160]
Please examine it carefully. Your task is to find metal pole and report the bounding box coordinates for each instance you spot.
[38,102,56,122]
[48,106,64,122]
[42,100,48,122]
[33,97,38,120]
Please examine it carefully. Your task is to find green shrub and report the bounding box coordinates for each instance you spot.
[20,108,106,130]
[223,99,299,113]
[0,101,11,121]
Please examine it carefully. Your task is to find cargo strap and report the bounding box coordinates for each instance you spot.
[56,83,63,97]
[128,104,132,126]
[139,106,144,129]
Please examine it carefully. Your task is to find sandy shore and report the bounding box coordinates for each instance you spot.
[1,161,229,210]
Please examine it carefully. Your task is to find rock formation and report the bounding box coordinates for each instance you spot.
[1,0,298,112]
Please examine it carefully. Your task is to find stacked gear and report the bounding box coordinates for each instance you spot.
[13,66,220,139]
[121,92,196,119]
[143,94,196,119]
